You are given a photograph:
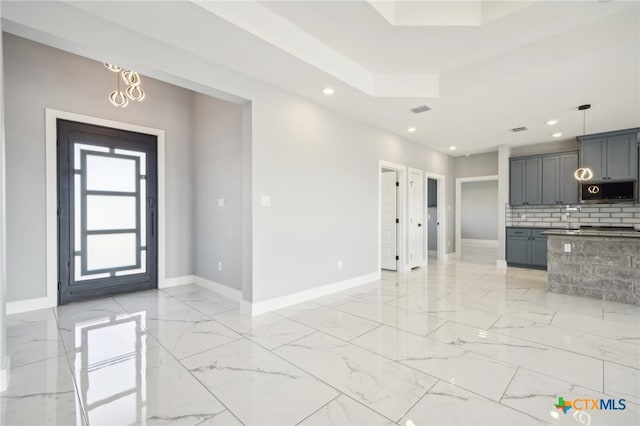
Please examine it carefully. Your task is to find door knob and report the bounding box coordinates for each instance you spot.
[418,223,422,227]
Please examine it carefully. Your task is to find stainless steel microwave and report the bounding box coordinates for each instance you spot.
[580,181,636,203]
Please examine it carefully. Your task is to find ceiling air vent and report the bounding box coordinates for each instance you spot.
[410,105,432,114]
[510,126,528,132]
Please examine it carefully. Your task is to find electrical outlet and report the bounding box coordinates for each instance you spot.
[218,262,223,271]
[520,214,526,220]
[561,214,568,222]
[564,243,571,253]
[338,260,343,270]
[218,198,225,207]
[260,195,271,207]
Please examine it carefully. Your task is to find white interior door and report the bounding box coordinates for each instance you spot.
[409,170,424,268]
[381,171,397,270]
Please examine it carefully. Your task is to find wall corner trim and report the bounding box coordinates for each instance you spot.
[245,271,381,317]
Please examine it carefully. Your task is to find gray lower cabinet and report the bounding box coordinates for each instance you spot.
[506,228,547,269]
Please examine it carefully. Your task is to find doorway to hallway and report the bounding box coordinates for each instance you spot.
[57,119,158,304]
[381,169,398,271]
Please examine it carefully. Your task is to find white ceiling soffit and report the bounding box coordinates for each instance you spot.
[193,0,438,98]
[367,0,535,27]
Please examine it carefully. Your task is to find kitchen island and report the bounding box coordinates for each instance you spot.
[544,229,640,305]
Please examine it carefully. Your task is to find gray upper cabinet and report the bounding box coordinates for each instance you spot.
[579,128,639,182]
[606,134,636,180]
[581,138,606,181]
[512,152,577,206]
[542,152,579,205]
[510,157,541,205]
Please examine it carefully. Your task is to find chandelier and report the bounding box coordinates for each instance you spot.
[104,63,146,108]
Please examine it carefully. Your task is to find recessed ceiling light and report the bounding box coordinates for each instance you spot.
[449,146,457,150]
[552,132,563,138]
[407,127,416,133]
[322,87,334,95]
[546,119,558,126]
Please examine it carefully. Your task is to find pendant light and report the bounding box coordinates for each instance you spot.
[104,63,146,107]
[574,104,593,181]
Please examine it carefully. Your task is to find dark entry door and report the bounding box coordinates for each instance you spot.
[58,119,158,305]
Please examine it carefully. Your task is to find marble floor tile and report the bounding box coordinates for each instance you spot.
[352,325,517,401]
[182,338,338,425]
[401,381,544,425]
[6,254,640,425]
[502,368,639,425]
[6,307,58,327]
[55,297,130,327]
[428,322,604,392]
[332,299,447,336]
[167,289,239,316]
[144,313,242,359]
[75,344,226,426]
[390,296,501,329]
[114,290,196,319]
[212,310,314,350]
[491,315,640,369]
[197,410,243,425]
[0,355,84,426]
[61,309,161,368]
[275,332,437,422]
[604,362,640,405]
[299,394,396,426]
[551,311,640,344]
[279,303,380,341]
[7,319,66,368]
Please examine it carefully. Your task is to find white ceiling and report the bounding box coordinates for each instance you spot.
[3,1,639,156]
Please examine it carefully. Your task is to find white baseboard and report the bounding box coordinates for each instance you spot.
[0,356,10,392]
[462,239,498,248]
[6,296,56,315]
[194,276,242,302]
[159,275,195,289]
[496,259,508,270]
[246,271,381,317]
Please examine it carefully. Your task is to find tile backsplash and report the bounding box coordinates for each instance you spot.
[506,203,640,228]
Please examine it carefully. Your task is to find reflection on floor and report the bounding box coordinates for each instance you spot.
[2,258,640,425]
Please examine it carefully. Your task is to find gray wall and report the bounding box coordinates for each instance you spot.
[3,23,458,305]
[461,180,499,240]
[4,34,195,301]
[454,152,498,178]
[250,92,455,301]
[192,93,243,291]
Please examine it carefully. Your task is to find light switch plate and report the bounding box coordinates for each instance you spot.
[564,243,571,253]
[261,195,271,207]
[218,198,225,207]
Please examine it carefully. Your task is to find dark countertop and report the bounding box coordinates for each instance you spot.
[543,229,640,238]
